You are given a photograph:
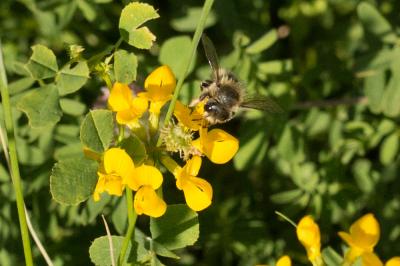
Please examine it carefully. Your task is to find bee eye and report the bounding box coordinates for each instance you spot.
[204,102,215,112]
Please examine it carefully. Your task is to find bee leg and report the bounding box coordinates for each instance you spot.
[200,80,212,91]
[189,98,200,107]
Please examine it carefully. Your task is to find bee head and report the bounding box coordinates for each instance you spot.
[204,99,230,123]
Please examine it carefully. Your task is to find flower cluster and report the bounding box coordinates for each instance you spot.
[90,65,239,217]
[270,213,400,266]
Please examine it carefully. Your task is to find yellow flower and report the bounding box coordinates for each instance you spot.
[124,164,166,218]
[296,215,321,263]
[93,148,134,201]
[192,128,239,164]
[386,257,400,266]
[338,213,380,264]
[108,82,148,127]
[172,156,213,211]
[276,255,292,266]
[174,100,204,131]
[138,65,176,115]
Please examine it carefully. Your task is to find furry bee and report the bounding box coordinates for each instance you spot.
[191,34,282,125]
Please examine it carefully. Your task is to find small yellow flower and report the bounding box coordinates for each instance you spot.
[174,100,204,131]
[362,252,383,266]
[93,148,134,201]
[296,215,321,263]
[276,255,292,266]
[386,257,400,266]
[139,65,176,114]
[192,128,239,164]
[338,213,380,264]
[172,156,213,211]
[124,164,166,218]
[108,82,148,127]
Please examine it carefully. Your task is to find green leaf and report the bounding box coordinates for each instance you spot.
[114,50,137,84]
[258,60,293,75]
[322,247,343,266]
[364,70,385,113]
[80,110,114,153]
[119,2,159,49]
[270,189,303,204]
[234,120,268,170]
[59,98,86,116]
[120,135,147,165]
[150,204,199,250]
[352,159,374,193]
[54,142,83,161]
[50,157,98,205]
[246,29,278,54]
[26,44,58,79]
[89,236,127,266]
[381,60,400,117]
[135,230,180,260]
[77,0,96,22]
[159,36,194,77]
[380,132,399,165]
[56,61,89,96]
[111,198,127,235]
[357,2,396,43]
[170,7,216,32]
[9,77,35,95]
[17,85,62,128]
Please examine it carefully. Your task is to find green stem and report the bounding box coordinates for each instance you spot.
[117,125,125,143]
[118,188,137,266]
[275,211,297,228]
[0,42,34,265]
[156,0,215,147]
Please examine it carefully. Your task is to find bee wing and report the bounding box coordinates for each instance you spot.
[241,95,284,113]
[201,34,220,81]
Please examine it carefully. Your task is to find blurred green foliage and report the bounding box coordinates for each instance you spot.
[1,0,400,265]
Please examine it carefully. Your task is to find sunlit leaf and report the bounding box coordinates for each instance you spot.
[25,44,58,80]
[119,2,159,49]
[159,36,194,77]
[56,61,89,96]
[357,2,397,43]
[114,50,137,84]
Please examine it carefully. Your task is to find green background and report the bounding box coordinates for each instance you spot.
[1,0,400,265]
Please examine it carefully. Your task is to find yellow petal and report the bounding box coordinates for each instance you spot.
[134,186,167,217]
[178,176,213,211]
[103,148,135,178]
[144,65,176,100]
[338,231,355,247]
[129,164,163,190]
[104,175,124,196]
[296,215,321,262]
[174,101,203,131]
[93,174,106,201]
[184,156,202,176]
[149,99,170,114]
[131,96,149,114]
[362,252,383,266]
[108,82,132,111]
[386,257,400,266]
[349,213,380,251]
[276,255,292,266]
[200,129,239,164]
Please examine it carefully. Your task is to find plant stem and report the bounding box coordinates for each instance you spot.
[118,188,137,266]
[156,0,215,147]
[0,42,34,266]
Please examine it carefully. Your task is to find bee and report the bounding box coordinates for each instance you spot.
[191,34,282,125]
